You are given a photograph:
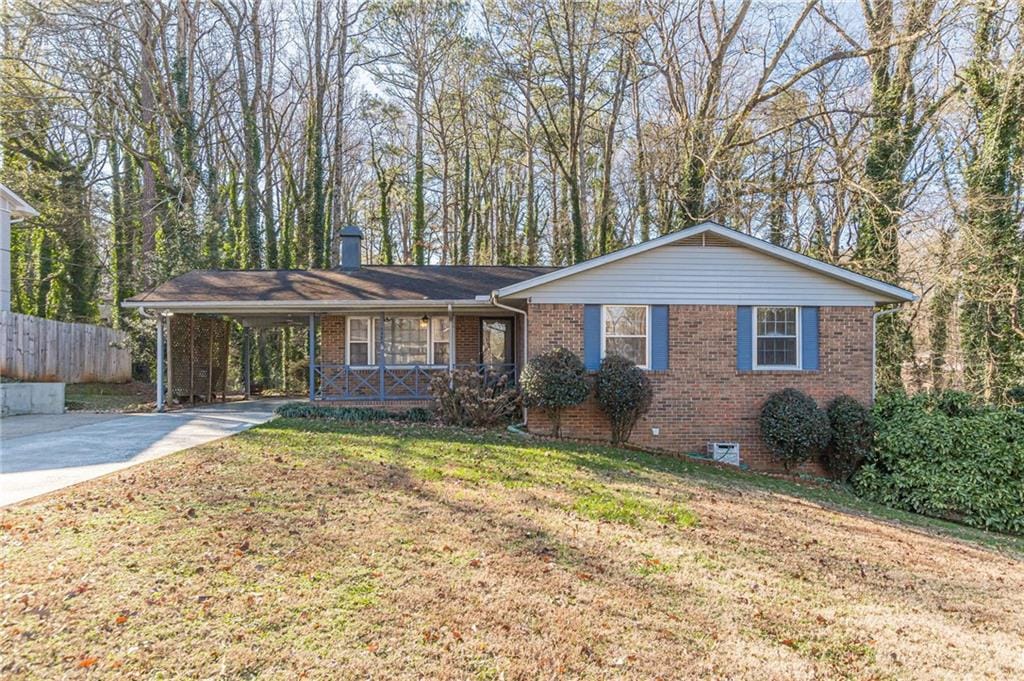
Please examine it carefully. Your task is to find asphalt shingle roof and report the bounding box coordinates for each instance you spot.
[126,266,559,304]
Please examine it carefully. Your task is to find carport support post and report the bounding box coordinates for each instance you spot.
[242,326,251,400]
[155,314,165,412]
[308,314,316,401]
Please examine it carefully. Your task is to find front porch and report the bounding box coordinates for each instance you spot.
[310,311,522,402]
[146,305,525,409]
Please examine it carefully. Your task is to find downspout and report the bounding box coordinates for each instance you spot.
[447,303,455,387]
[489,291,527,372]
[490,291,528,426]
[872,306,901,401]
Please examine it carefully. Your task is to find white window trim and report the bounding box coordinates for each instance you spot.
[346,315,450,368]
[752,306,802,371]
[600,304,651,370]
[346,316,374,367]
[431,317,452,368]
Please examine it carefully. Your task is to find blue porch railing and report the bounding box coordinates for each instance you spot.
[314,363,516,401]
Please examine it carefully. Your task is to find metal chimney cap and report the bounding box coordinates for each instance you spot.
[339,225,363,238]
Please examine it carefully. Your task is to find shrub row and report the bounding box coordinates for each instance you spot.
[275,402,433,422]
[758,388,871,479]
[854,391,1024,535]
[520,347,652,444]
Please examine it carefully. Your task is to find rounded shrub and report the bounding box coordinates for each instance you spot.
[594,354,653,445]
[759,388,830,471]
[520,347,589,437]
[824,395,873,482]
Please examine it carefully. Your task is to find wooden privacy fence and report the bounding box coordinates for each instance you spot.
[0,311,131,383]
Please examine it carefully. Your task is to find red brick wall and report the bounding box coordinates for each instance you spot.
[455,315,479,365]
[525,303,874,472]
[321,315,345,364]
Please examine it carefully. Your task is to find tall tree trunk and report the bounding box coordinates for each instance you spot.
[959,1,1024,400]
[632,64,650,242]
[413,76,427,264]
[330,0,353,266]
[597,44,629,254]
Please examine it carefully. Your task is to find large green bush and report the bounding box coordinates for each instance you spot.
[520,347,589,437]
[824,395,873,482]
[594,354,653,445]
[854,391,1024,534]
[759,388,831,471]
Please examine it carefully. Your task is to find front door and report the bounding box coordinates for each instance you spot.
[480,318,514,369]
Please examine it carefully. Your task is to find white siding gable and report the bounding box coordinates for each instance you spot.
[518,245,879,306]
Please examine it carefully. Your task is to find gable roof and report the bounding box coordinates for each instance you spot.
[0,183,39,219]
[123,265,557,310]
[491,222,916,304]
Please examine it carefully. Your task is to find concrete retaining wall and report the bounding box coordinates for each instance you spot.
[0,382,65,417]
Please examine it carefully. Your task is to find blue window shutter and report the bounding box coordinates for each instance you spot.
[583,305,602,371]
[801,306,819,370]
[651,305,669,371]
[736,306,752,371]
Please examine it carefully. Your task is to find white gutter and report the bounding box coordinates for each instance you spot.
[121,298,486,311]
[872,306,902,400]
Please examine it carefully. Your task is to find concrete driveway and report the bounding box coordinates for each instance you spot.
[0,400,286,507]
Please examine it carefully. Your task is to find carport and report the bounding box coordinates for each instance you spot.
[140,306,314,412]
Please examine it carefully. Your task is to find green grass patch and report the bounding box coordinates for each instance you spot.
[572,491,697,528]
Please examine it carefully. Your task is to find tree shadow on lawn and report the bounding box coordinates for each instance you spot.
[253,420,1024,615]
[243,423,1024,676]
[261,418,1024,558]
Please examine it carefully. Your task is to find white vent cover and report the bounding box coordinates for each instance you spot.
[707,442,740,466]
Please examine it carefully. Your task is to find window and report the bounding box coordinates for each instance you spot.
[432,317,451,366]
[346,317,371,366]
[754,306,800,369]
[382,316,429,365]
[602,305,648,368]
[346,316,450,366]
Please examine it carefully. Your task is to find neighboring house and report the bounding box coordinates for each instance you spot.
[124,222,915,470]
[1,183,40,313]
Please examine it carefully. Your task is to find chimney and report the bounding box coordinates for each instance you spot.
[339,225,363,270]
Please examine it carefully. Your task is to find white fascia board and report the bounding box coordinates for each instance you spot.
[121,298,491,313]
[0,184,39,218]
[493,221,917,304]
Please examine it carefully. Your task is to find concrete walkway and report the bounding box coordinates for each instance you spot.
[0,400,285,507]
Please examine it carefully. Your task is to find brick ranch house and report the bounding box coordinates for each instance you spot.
[124,222,915,471]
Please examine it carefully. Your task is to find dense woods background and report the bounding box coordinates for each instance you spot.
[1,0,1022,400]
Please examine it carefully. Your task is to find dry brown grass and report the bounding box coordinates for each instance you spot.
[2,420,1022,679]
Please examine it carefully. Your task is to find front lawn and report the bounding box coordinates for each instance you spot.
[2,420,1022,678]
